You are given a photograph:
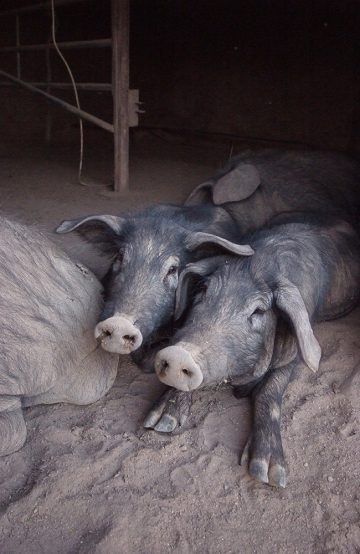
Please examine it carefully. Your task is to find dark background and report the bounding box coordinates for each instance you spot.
[1,0,360,151]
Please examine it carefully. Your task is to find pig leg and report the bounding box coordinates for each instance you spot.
[241,361,296,488]
[143,388,192,433]
[0,396,27,456]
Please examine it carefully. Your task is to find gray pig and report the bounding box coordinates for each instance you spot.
[57,150,360,433]
[56,204,253,431]
[154,214,360,486]
[186,149,360,232]
[0,218,118,456]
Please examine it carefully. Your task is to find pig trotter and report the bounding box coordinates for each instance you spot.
[240,430,287,488]
[240,364,294,488]
[143,388,192,433]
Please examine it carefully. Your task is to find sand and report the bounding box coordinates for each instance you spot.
[0,134,359,553]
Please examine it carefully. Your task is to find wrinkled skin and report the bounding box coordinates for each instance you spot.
[56,204,253,431]
[155,215,360,486]
[0,218,118,456]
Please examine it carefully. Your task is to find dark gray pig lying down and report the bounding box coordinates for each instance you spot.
[154,214,360,487]
[0,218,118,456]
[186,149,360,231]
[56,150,360,433]
[56,204,253,430]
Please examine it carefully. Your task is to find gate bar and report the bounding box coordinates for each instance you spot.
[0,69,114,133]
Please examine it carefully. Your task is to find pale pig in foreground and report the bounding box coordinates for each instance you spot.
[0,218,118,456]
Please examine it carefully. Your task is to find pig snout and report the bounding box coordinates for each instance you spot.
[155,346,203,391]
[94,315,143,354]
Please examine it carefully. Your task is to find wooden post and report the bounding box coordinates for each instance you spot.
[112,0,129,193]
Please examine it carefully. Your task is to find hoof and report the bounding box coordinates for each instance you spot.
[154,414,178,433]
[249,459,269,484]
[269,463,287,488]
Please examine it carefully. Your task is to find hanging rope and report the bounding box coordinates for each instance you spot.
[50,0,106,187]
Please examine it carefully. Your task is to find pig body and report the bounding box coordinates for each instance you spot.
[155,214,360,486]
[186,149,360,233]
[56,205,252,357]
[0,218,118,456]
[57,150,360,433]
[56,204,255,433]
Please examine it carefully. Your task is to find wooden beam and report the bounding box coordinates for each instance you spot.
[0,0,90,17]
[0,81,112,91]
[0,39,112,53]
[0,69,114,133]
[112,0,129,193]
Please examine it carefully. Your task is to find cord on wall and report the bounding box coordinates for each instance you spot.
[50,0,105,187]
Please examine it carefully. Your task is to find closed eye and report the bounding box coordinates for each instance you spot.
[112,253,124,272]
[166,265,178,277]
[193,282,208,303]
[252,307,265,316]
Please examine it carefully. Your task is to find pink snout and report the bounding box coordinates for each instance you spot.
[155,346,203,391]
[94,315,143,354]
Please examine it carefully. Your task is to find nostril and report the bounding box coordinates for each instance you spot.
[123,334,136,344]
[159,360,169,376]
[182,368,192,377]
[96,330,112,344]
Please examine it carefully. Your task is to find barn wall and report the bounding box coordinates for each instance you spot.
[131,0,360,150]
[1,0,359,150]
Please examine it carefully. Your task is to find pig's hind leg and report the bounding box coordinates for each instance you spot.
[240,361,296,488]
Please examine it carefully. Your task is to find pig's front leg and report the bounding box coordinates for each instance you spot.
[143,388,192,433]
[241,361,296,488]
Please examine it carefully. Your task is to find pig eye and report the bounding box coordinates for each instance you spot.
[250,307,267,329]
[112,253,124,272]
[252,308,265,316]
[166,265,178,277]
[194,283,207,303]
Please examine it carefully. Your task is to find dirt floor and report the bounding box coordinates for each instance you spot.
[0,133,359,554]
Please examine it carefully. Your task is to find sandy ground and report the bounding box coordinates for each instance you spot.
[0,134,359,554]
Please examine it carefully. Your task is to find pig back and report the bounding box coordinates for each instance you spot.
[189,150,360,234]
[0,218,117,397]
[317,220,360,320]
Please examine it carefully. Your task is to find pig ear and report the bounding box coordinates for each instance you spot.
[184,181,213,206]
[175,258,222,320]
[185,231,254,257]
[212,163,261,205]
[56,215,126,253]
[274,279,321,372]
[56,214,125,235]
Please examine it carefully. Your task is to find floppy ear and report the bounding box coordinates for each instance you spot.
[56,214,125,235]
[274,279,321,372]
[175,257,223,320]
[184,181,213,206]
[212,163,261,205]
[56,214,126,254]
[185,231,254,257]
